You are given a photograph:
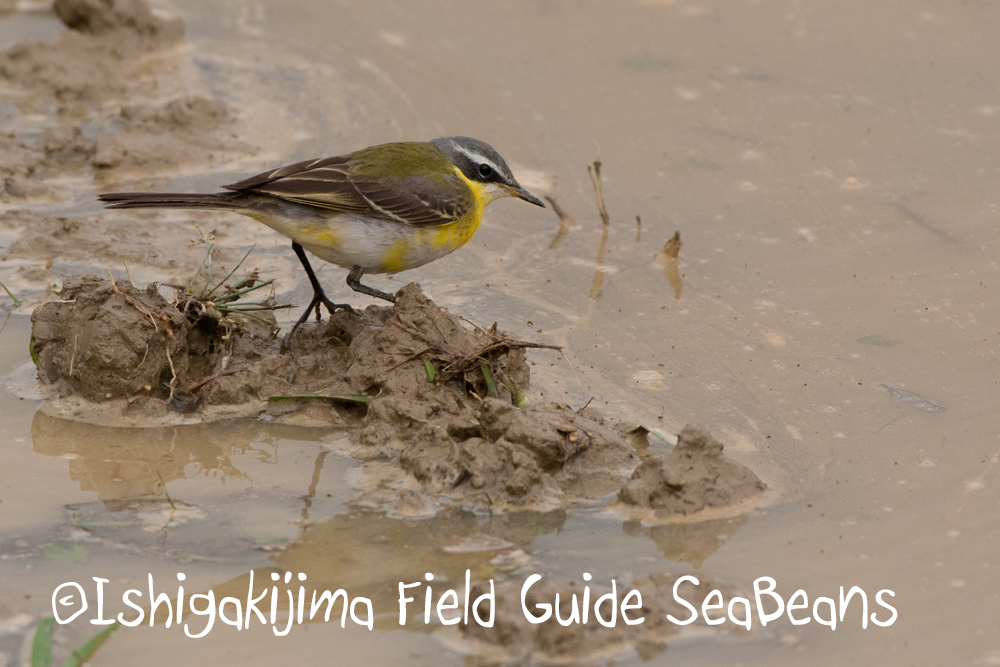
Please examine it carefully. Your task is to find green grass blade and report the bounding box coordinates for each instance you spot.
[215,279,275,304]
[206,245,255,299]
[267,393,373,404]
[61,621,120,667]
[190,243,211,289]
[481,362,498,398]
[0,279,21,307]
[31,617,55,667]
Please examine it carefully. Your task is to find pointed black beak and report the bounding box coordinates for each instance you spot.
[503,183,545,207]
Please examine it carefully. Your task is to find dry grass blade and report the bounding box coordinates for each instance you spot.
[188,368,246,393]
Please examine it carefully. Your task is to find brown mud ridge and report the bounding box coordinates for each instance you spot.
[29,274,767,515]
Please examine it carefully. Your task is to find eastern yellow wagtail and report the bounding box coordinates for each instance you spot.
[100,136,544,331]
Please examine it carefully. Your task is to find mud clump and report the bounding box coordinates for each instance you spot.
[31,274,278,407]
[52,0,182,38]
[387,398,634,510]
[618,425,766,514]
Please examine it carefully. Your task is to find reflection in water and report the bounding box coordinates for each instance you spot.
[31,412,255,507]
[544,195,577,250]
[653,231,683,299]
[299,449,329,521]
[887,198,955,243]
[587,161,611,302]
[622,513,751,569]
[187,506,747,662]
[206,508,569,630]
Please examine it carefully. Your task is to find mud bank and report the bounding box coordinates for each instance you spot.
[25,273,767,515]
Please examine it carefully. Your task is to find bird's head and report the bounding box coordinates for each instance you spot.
[431,136,545,208]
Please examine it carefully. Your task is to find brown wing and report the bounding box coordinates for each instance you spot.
[223,154,471,227]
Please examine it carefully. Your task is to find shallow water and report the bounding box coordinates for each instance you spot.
[2,0,999,664]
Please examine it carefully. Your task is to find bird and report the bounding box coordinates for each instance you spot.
[99,136,545,332]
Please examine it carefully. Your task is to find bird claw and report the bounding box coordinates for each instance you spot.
[289,290,351,337]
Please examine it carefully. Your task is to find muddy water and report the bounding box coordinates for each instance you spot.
[2,0,998,665]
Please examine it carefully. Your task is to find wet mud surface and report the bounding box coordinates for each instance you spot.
[0,0,240,202]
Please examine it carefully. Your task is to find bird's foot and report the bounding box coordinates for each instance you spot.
[289,290,352,337]
[346,265,397,303]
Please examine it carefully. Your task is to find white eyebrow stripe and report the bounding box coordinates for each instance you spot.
[449,141,502,176]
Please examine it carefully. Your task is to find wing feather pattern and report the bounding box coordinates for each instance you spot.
[222,146,471,227]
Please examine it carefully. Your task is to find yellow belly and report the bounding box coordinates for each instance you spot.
[381,209,483,273]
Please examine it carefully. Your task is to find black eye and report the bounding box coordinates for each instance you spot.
[478,163,493,178]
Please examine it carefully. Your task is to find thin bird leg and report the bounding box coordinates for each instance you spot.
[291,241,351,333]
[347,265,396,303]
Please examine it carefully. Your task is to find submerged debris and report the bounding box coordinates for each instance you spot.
[654,230,684,299]
[878,383,945,413]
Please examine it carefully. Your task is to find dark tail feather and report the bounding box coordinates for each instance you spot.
[98,192,243,210]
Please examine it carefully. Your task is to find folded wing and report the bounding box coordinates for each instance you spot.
[223,153,471,227]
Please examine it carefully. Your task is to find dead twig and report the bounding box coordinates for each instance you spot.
[388,317,560,400]
[588,160,611,300]
[587,160,610,227]
[188,368,246,394]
